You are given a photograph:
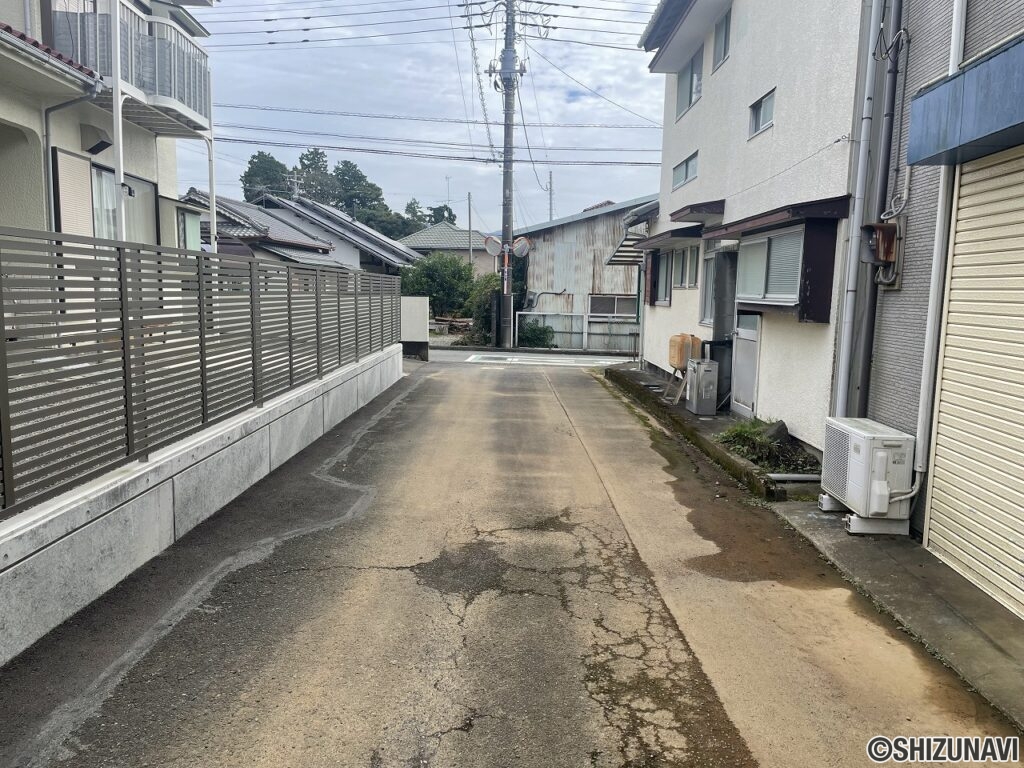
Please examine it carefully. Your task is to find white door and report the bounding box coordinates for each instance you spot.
[925,145,1024,621]
[731,312,759,418]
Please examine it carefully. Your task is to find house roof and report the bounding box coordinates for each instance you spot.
[513,194,659,238]
[0,22,98,80]
[259,195,421,268]
[400,221,488,252]
[639,0,696,52]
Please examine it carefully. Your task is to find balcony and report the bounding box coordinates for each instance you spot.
[51,0,210,136]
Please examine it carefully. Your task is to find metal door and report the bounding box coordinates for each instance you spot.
[731,312,760,418]
[925,145,1024,621]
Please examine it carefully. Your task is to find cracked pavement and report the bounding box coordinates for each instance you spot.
[0,355,1015,767]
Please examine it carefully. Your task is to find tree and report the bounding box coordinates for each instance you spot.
[358,207,418,241]
[429,203,457,225]
[333,160,386,214]
[295,148,337,204]
[240,152,288,202]
[400,252,474,317]
[404,198,429,229]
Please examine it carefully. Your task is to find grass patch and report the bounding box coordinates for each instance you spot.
[717,420,820,474]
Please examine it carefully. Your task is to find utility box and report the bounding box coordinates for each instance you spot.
[684,359,718,416]
[401,296,429,360]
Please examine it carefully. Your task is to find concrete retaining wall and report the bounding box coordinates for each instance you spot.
[0,345,403,666]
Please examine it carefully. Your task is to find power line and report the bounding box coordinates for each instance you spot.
[213,102,660,129]
[466,8,497,158]
[525,42,661,125]
[206,15,488,37]
[201,2,474,23]
[215,136,661,165]
[205,24,489,47]
[198,0,459,15]
[522,34,640,51]
[515,87,548,191]
[206,37,457,52]
[444,0,476,157]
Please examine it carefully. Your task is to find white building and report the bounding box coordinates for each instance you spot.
[0,0,213,243]
[638,0,868,449]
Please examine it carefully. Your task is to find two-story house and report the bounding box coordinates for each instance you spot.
[0,0,213,244]
[637,0,867,450]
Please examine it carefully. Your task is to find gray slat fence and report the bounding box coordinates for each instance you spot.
[0,226,401,518]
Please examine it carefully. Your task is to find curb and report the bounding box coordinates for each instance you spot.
[603,367,779,500]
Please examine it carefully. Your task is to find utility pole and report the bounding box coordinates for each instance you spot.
[548,170,553,220]
[468,192,474,271]
[487,0,524,349]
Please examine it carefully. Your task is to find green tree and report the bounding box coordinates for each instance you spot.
[400,251,474,317]
[404,198,429,229]
[333,160,386,214]
[240,151,289,202]
[429,203,457,225]
[463,271,501,344]
[295,148,337,204]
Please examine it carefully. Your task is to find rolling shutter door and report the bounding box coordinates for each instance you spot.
[926,144,1024,620]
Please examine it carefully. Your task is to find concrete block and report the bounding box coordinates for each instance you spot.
[0,482,173,663]
[270,398,325,471]
[174,429,270,537]
[324,377,359,432]
[357,361,383,408]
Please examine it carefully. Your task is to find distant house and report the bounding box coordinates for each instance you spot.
[182,191,421,274]
[512,195,657,353]
[400,221,491,277]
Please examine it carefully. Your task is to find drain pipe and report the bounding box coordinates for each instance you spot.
[43,82,102,231]
[835,0,886,417]
[204,134,218,252]
[891,0,968,505]
[854,0,905,416]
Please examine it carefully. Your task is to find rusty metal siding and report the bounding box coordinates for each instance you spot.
[964,0,1024,60]
[525,211,638,316]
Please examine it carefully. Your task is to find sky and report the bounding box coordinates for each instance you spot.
[176,0,666,233]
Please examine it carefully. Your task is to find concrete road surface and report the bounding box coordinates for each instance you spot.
[0,356,1015,768]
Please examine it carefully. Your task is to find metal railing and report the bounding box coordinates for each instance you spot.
[51,0,211,120]
[514,312,640,355]
[0,227,400,517]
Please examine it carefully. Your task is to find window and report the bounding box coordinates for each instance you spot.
[589,294,638,317]
[750,90,775,136]
[91,167,157,243]
[713,9,731,69]
[700,252,716,324]
[736,228,803,304]
[672,151,699,189]
[655,251,672,303]
[91,167,117,240]
[675,46,704,117]
[177,209,201,250]
[672,245,699,288]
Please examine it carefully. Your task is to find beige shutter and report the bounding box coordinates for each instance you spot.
[925,144,1024,620]
[54,151,95,237]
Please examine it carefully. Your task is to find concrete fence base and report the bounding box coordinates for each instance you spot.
[0,345,403,667]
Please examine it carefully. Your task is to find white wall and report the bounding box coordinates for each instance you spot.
[643,281,704,372]
[655,0,861,230]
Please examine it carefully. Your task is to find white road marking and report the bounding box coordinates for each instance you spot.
[465,354,623,367]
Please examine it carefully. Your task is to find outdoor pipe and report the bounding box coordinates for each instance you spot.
[835,0,886,417]
[854,0,905,417]
[43,83,102,231]
[205,134,218,252]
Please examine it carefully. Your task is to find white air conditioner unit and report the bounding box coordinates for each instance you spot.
[820,417,915,535]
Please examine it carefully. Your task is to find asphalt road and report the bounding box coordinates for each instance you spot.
[0,355,1015,767]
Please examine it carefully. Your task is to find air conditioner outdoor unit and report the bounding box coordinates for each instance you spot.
[820,417,915,536]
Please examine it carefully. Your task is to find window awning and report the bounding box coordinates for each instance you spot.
[700,195,850,240]
[606,227,649,266]
[669,199,725,223]
[633,225,704,252]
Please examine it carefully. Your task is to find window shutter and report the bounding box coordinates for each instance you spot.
[55,152,95,237]
[737,240,768,299]
[766,231,802,300]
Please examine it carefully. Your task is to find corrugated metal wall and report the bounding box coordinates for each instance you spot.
[867,0,953,436]
[527,212,638,315]
[964,0,1024,59]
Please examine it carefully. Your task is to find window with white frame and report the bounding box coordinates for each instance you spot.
[713,9,731,69]
[672,152,699,189]
[675,46,704,117]
[700,251,716,324]
[750,89,775,136]
[589,294,638,317]
[672,245,700,288]
[736,228,803,304]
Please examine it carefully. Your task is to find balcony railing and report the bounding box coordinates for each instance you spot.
[52,0,210,124]
[0,226,401,518]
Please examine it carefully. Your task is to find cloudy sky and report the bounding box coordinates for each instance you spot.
[176,0,666,232]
